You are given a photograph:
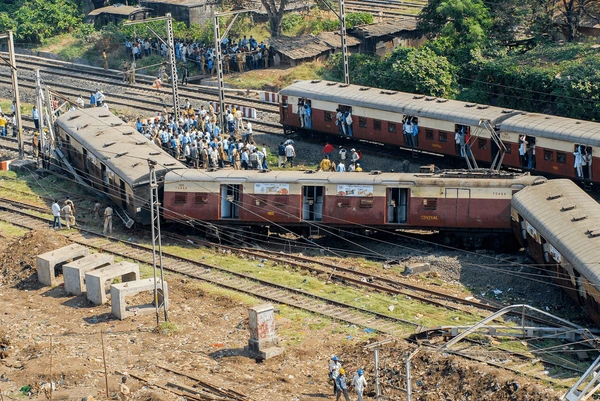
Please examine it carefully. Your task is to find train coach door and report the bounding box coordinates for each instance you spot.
[302,186,323,221]
[220,184,241,219]
[445,188,470,227]
[387,188,408,223]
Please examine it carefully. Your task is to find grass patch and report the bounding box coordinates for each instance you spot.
[224,61,325,91]
[0,221,29,237]
[158,321,181,336]
[0,99,33,116]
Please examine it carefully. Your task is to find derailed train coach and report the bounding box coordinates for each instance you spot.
[55,108,186,225]
[511,179,600,325]
[163,169,545,248]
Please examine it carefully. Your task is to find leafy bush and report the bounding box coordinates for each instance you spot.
[282,13,304,34]
[346,12,373,28]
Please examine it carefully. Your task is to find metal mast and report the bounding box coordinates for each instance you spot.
[35,70,44,165]
[338,0,350,84]
[0,31,24,159]
[214,9,257,125]
[148,160,168,324]
[123,14,180,120]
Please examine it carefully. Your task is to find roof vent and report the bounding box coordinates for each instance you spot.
[572,214,587,222]
[465,103,477,108]
[164,162,177,166]
[326,82,336,86]
[131,162,141,168]
[576,121,582,124]
[413,95,424,99]
[149,152,161,155]
[311,80,322,84]
[135,141,146,145]
[502,109,514,113]
[99,114,110,118]
[95,130,104,136]
[68,115,80,121]
[78,124,89,130]
[116,152,128,157]
[122,131,133,135]
[547,194,562,200]
[437,98,448,103]
[561,205,575,211]
[111,122,122,127]
[103,141,116,147]
[587,229,600,238]
[425,96,436,101]
[359,87,370,91]
[545,117,551,119]
[304,170,316,174]
[369,170,382,175]
[477,105,489,109]
[381,90,397,95]
[339,84,349,88]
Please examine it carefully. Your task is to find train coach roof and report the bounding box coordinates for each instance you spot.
[512,179,600,288]
[279,80,519,126]
[500,113,600,147]
[56,108,186,188]
[165,169,543,188]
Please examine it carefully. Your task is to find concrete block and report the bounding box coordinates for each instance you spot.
[402,262,431,275]
[37,244,90,286]
[110,278,169,320]
[85,262,140,305]
[245,303,283,360]
[63,254,114,295]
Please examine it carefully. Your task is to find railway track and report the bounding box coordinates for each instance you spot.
[0,196,418,336]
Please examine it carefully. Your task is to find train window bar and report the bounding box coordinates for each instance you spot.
[561,205,576,211]
[572,214,587,222]
[116,152,128,157]
[547,193,562,200]
[103,141,116,147]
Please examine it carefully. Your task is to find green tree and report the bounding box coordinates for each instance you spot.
[553,56,600,120]
[5,0,83,43]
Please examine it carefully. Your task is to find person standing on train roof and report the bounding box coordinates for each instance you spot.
[76,95,85,109]
[336,161,346,172]
[319,156,331,172]
[339,146,347,167]
[322,143,334,158]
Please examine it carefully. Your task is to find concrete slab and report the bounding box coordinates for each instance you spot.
[63,254,114,295]
[37,244,90,286]
[110,278,169,320]
[85,262,140,305]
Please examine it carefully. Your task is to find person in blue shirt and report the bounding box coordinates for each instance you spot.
[135,118,143,133]
[89,92,96,108]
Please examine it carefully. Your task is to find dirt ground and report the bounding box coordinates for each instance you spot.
[0,230,567,400]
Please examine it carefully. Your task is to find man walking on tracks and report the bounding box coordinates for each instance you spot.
[352,369,368,401]
[51,200,61,230]
[103,205,113,235]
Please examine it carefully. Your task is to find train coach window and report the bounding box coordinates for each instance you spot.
[478,139,488,149]
[423,198,438,210]
[557,152,567,164]
[544,150,554,161]
[373,120,382,131]
[360,199,374,208]
[439,133,448,142]
[426,129,434,140]
[324,111,333,122]
[174,194,188,205]
[359,117,367,128]
[505,143,512,154]
[195,194,208,204]
[388,123,397,133]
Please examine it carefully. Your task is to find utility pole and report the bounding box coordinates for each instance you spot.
[214,9,257,125]
[35,70,44,166]
[123,14,180,120]
[0,31,24,159]
[316,0,350,84]
[148,160,168,324]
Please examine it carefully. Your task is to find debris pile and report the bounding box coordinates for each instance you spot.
[0,230,71,287]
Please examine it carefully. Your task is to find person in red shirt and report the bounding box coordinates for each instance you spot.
[322,142,334,159]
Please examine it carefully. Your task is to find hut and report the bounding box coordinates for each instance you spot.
[349,17,424,56]
[85,5,152,28]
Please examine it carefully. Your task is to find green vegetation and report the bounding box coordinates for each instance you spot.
[0,0,84,43]
[0,221,29,237]
[282,11,374,36]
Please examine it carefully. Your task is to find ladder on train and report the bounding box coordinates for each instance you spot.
[463,119,507,172]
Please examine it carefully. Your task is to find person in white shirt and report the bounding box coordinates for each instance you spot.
[352,369,367,401]
[51,201,62,229]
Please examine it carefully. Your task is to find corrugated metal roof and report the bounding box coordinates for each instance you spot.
[280,80,520,126]
[56,108,185,188]
[140,0,206,6]
[166,169,542,188]
[350,17,418,38]
[268,36,335,60]
[317,31,361,48]
[512,179,600,290]
[87,5,151,16]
